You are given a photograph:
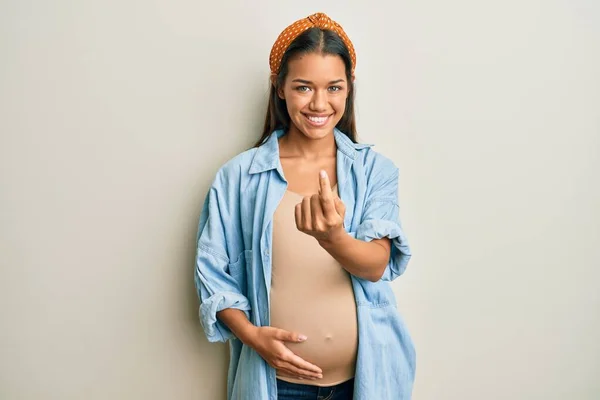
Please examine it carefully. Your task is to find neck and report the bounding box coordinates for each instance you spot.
[280,125,336,159]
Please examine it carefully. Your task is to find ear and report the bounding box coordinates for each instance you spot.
[351,74,356,83]
[271,73,285,100]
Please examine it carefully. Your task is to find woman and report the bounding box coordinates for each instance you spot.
[195,12,415,400]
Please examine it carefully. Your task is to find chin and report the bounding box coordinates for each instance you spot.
[300,126,333,140]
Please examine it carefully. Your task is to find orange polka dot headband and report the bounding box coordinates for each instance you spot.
[269,12,356,75]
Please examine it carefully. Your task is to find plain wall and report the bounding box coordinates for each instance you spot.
[1,1,598,399]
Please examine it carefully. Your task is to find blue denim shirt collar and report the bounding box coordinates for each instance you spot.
[248,128,372,175]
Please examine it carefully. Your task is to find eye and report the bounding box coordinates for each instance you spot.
[328,86,343,92]
[294,86,311,92]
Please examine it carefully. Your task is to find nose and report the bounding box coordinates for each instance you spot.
[309,89,327,112]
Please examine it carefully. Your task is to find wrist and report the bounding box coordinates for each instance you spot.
[318,226,348,249]
[237,324,260,348]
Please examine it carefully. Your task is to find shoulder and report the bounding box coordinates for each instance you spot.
[211,147,258,188]
[354,144,399,179]
[335,129,398,178]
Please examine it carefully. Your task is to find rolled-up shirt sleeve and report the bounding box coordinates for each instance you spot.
[194,184,251,343]
[354,166,412,281]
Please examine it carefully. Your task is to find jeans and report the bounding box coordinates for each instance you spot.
[276,378,354,400]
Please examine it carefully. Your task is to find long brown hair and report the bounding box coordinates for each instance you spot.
[254,27,357,147]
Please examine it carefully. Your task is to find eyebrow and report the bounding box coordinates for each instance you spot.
[291,79,346,84]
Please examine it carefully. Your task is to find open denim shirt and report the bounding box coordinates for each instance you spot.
[194,129,415,400]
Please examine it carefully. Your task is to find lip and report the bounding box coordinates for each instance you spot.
[303,113,333,127]
[304,113,332,117]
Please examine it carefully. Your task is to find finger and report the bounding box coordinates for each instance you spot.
[310,195,324,230]
[319,170,333,197]
[320,193,337,220]
[277,329,308,343]
[318,171,337,219]
[279,362,323,379]
[277,370,309,381]
[301,196,311,230]
[285,353,323,375]
[278,365,319,380]
[294,203,302,230]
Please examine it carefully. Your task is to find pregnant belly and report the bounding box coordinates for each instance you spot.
[269,287,358,386]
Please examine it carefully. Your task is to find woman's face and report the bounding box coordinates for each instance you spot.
[278,52,349,140]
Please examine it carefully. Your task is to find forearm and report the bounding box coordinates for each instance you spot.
[318,228,390,282]
[216,308,258,346]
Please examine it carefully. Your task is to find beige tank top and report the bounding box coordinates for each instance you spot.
[270,187,358,386]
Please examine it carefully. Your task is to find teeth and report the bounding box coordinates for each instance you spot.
[308,116,328,123]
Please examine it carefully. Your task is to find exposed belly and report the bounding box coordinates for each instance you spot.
[270,280,358,386]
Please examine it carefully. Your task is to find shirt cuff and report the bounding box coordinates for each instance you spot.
[354,219,412,281]
[199,291,251,343]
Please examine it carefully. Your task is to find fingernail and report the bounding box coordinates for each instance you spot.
[298,335,307,341]
[320,170,327,178]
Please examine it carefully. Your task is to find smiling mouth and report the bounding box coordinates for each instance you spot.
[303,113,333,127]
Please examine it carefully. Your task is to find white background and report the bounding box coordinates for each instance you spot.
[1,1,599,399]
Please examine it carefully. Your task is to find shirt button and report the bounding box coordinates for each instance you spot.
[264,249,270,256]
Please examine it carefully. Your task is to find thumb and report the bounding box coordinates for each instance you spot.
[277,329,308,343]
[333,195,345,215]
